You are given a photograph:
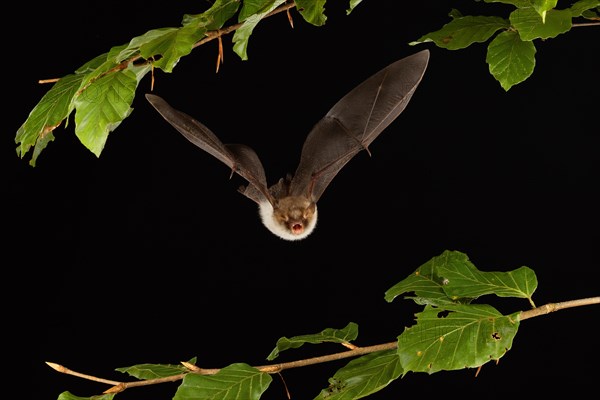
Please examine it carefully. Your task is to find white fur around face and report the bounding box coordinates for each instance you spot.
[258,201,318,241]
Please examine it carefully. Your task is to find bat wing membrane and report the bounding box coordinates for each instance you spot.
[290,50,430,202]
[145,94,272,205]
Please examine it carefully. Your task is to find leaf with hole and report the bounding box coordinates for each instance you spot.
[397,304,520,374]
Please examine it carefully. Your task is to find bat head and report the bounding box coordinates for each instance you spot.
[258,197,318,241]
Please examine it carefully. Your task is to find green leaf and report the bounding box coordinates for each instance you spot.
[183,0,241,31]
[510,7,572,40]
[238,0,280,21]
[15,51,129,165]
[486,30,536,91]
[409,15,509,50]
[314,350,403,400]
[73,68,139,156]
[483,0,532,7]
[385,250,537,305]
[439,262,537,305]
[233,0,287,60]
[568,0,600,17]
[531,0,558,22]
[57,392,115,400]
[267,322,358,360]
[76,53,115,75]
[77,55,126,94]
[140,26,207,72]
[114,27,178,63]
[347,0,363,15]
[296,0,328,25]
[116,358,197,379]
[110,0,240,72]
[397,304,521,374]
[448,8,463,19]
[114,0,240,72]
[384,250,471,305]
[581,8,600,18]
[173,363,272,400]
[15,74,84,166]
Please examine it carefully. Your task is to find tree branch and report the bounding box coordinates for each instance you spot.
[46,296,600,395]
[193,1,297,49]
[38,1,299,84]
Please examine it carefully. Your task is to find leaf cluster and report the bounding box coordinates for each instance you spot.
[410,0,600,90]
[15,0,361,167]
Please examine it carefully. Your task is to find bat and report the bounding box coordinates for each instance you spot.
[145,49,429,241]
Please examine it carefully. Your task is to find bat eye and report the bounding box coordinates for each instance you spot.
[273,209,289,222]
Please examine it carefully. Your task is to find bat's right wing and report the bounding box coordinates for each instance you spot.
[289,50,430,202]
[145,94,273,205]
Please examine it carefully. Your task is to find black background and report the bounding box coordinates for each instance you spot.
[6,1,599,400]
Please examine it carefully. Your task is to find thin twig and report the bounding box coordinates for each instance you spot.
[572,21,600,27]
[46,362,122,386]
[519,296,600,321]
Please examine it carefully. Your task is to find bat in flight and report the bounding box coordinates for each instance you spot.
[145,49,429,241]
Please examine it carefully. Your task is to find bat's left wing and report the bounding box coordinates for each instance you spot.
[290,49,430,202]
[145,93,273,205]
